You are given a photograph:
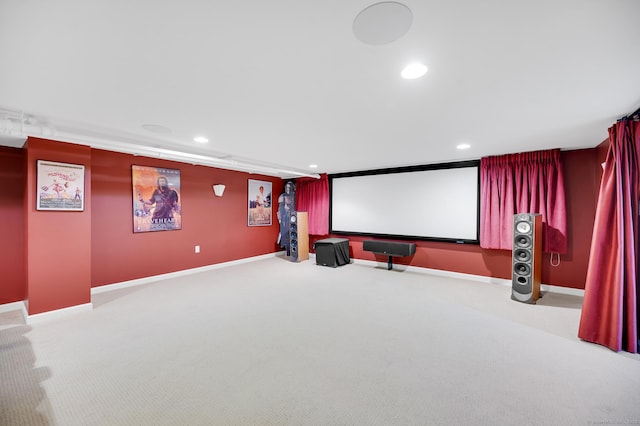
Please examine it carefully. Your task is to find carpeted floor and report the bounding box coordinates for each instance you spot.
[1,255,639,425]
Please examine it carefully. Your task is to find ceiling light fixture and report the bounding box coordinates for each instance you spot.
[309,164,318,169]
[401,63,428,79]
[194,136,209,143]
[456,143,471,150]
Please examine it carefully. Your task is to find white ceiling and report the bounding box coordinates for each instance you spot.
[1,0,639,178]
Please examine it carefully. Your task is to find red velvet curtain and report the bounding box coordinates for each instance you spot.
[480,149,567,253]
[578,120,639,353]
[296,174,329,235]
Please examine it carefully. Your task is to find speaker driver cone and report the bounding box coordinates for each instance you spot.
[514,262,531,276]
[514,248,531,262]
[515,235,531,248]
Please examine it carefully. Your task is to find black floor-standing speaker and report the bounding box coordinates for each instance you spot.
[289,211,308,262]
[289,212,298,260]
[512,213,542,304]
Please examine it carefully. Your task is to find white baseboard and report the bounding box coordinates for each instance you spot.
[0,301,26,315]
[539,284,584,297]
[351,258,585,297]
[92,251,285,295]
[26,302,94,325]
[0,251,583,321]
[0,253,285,322]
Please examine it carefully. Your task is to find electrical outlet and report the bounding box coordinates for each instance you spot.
[195,245,200,253]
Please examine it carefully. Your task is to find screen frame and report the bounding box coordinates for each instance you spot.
[329,160,481,244]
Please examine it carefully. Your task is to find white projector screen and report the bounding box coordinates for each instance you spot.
[330,161,480,243]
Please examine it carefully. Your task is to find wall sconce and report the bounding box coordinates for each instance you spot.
[213,184,226,197]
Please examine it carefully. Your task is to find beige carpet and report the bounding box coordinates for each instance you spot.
[1,255,639,425]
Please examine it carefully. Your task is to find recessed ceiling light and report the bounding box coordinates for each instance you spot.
[456,143,471,150]
[309,164,318,169]
[194,136,209,143]
[142,124,172,134]
[401,63,428,79]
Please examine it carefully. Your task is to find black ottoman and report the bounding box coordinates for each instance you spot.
[314,238,350,267]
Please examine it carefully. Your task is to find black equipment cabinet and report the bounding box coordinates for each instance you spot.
[314,238,350,267]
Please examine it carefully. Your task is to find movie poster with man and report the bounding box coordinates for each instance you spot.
[248,179,272,226]
[132,165,182,233]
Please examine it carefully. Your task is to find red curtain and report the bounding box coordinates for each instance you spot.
[296,174,329,235]
[578,120,639,353]
[480,149,567,253]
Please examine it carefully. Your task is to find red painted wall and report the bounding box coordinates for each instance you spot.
[0,146,26,304]
[25,138,92,314]
[0,140,604,312]
[313,149,600,289]
[596,138,609,176]
[90,149,283,287]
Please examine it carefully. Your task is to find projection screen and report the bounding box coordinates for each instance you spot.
[329,161,480,243]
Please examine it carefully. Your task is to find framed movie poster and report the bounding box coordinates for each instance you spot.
[248,179,272,226]
[36,160,85,211]
[132,165,182,233]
